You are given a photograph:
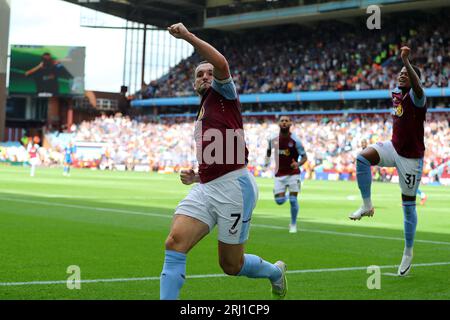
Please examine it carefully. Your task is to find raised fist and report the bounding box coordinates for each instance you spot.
[168,23,190,40]
[400,46,410,61]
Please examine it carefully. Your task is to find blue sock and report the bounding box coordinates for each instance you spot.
[275,196,287,205]
[160,250,186,300]
[416,189,423,197]
[356,155,372,205]
[64,167,67,173]
[402,201,417,249]
[289,196,299,225]
[238,254,281,282]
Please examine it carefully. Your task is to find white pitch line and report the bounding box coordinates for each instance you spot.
[0,197,170,219]
[251,224,450,246]
[1,197,450,246]
[1,261,449,287]
[287,261,450,274]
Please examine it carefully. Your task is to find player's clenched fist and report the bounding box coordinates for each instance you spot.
[400,46,410,61]
[180,169,196,185]
[168,23,190,39]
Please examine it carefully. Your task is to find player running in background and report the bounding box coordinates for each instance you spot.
[159,22,287,300]
[265,116,307,233]
[349,46,427,276]
[428,159,449,185]
[27,141,40,177]
[63,142,76,176]
[416,188,427,205]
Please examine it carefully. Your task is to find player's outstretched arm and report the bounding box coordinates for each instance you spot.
[168,22,230,80]
[25,62,43,77]
[400,46,424,99]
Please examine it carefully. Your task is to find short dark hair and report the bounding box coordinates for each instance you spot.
[194,60,211,77]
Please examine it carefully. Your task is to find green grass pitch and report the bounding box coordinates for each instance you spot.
[0,165,449,300]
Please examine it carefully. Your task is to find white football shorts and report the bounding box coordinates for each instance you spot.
[29,157,39,166]
[175,168,258,245]
[273,174,301,195]
[371,140,423,196]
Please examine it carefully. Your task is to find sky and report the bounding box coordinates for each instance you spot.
[8,0,192,93]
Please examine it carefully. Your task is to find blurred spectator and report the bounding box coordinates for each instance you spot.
[16,113,442,183]
[2,112,447,184]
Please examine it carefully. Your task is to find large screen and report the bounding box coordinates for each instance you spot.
[9,45,85,97]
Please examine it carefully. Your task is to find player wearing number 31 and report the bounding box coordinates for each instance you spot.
[349,46,427,277]
[159,22,287,300]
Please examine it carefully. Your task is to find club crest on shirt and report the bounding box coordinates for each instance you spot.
[279,149,291,156]
[393,104,403,117]
[197,105,205,121]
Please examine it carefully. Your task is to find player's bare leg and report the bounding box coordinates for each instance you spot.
[349,147,380,220]
[219,242,287,299]
[218,242,245,275]
[160,214,209,300]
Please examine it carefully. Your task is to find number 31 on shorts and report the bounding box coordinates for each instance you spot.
[405,173,417,189]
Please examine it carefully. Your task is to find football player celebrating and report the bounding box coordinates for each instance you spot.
[349,46,427,276]
[159,22,287,300]
[265,116,307,233]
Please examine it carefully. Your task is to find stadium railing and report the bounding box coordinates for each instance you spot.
[154,108,449,118]
[131,88,450,107]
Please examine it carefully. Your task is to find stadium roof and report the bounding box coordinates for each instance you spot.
[62,0,308,30]
[63,0,207,30]
[63,0,450,31]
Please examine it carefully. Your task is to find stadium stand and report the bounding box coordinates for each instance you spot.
[143,10,449,98]
[5,112,441,184]
[3,6,449,186]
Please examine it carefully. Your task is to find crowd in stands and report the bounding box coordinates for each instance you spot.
[72,114,196,171]
[4,113,446,182]
[138,10,449,99]
[3,11,449,182]
[0,136,63,167]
